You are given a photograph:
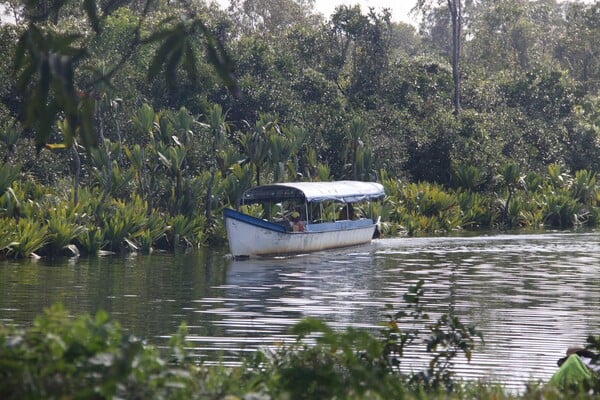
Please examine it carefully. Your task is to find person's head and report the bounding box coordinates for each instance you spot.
[291,211,300,221]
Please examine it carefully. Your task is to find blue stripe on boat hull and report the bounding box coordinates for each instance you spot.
[223,208,376,258]
[223,208,287,233]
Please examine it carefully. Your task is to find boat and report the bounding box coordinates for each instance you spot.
[224,180,385,259]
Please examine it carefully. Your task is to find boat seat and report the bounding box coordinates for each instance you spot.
[272,220,292,231]
[307,218,373,232]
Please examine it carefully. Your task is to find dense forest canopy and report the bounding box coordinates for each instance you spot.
[1,0,598,180]
[0,0,598,255]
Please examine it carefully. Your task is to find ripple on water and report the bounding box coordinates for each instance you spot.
[1,232,599,393]
[190,232,600,392]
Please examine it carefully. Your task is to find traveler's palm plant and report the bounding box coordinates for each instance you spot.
[8,219,48,258]
[45,206,86,256]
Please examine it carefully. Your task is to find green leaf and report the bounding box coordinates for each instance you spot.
[78,95,97,149]
[157,151,171,168]
[147,30,181,82]
[291,318,332,340]
[198,21,238,97]
[165,46,183,88]
[83,0,101,34]
[13,32,28,75]
[142,17,178,43]
[182,42,198,86]
[45,143,69,150]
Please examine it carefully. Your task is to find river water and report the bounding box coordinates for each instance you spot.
[1,231,599,391]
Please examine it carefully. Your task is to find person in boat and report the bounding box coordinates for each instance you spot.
[289,211,305,232]
[339,204,355,220]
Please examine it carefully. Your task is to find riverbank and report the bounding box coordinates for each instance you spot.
[0,162,599,260]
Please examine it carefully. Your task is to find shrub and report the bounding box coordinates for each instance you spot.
[5,289,600,399]
[138,212,168,254]
[43,205,86,256]
[250,318,404,400]
[544,190,584,228]
[100,197,147,252]
[7,218,48,258]
[168,214,202,250]
[250,280,483,398]
[75,226,105,256]
[0,304,207,400]
[457,191,495,228]
[452,163,486,192]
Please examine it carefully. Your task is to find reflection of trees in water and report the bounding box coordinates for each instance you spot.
[0,250,231,353]
[224,248,383,331]
[373,234,600,387]
[2,234,600,382]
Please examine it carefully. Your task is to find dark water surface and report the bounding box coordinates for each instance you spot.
[1,231,599,391]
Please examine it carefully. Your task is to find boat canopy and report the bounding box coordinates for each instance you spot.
[241,181,385,204]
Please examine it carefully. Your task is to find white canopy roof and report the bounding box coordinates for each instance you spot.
[241,180,385,203]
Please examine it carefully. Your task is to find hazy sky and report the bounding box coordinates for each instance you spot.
[213,0,419,25]
[215,0,595,27]
[312,0,418,24]
[2,1,592,27]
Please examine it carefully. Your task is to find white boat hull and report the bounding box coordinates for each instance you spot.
[224,209,376,258]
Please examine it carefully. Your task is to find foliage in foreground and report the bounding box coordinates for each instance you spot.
[0,282,599,399]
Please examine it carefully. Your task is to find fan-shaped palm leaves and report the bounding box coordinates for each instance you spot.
[45,206,86,256]
[200,103,230,220]
[344,117,370,180]
[239,115,273,186]
[497,162,523,227]
[571,169,597,207]
[8,219,48,258]
[0,163,21,218]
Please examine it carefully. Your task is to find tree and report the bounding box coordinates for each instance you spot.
[8,0,237,152]
[555,1,600,95]
[329,5,394,109]
[447,0,462,115]
[239,115,275,186]
[202,103,229,219]
[344,116,368,180]
[416,0,463,115]
[227,0,317,35]
[466,0,564,76]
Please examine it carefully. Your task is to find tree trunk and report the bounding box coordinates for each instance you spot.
[98,107,112,204]
[72,143,80,207]
[448,0,462,116]
[205,165,215,219]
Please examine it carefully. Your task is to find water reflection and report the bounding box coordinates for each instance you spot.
[372,233,600,387]
[1,232,599,390]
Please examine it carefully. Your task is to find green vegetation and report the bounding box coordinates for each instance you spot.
[0,3,597,397]
[0,281,598,399]
[0,152,599,258]
[0,0,598,258]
